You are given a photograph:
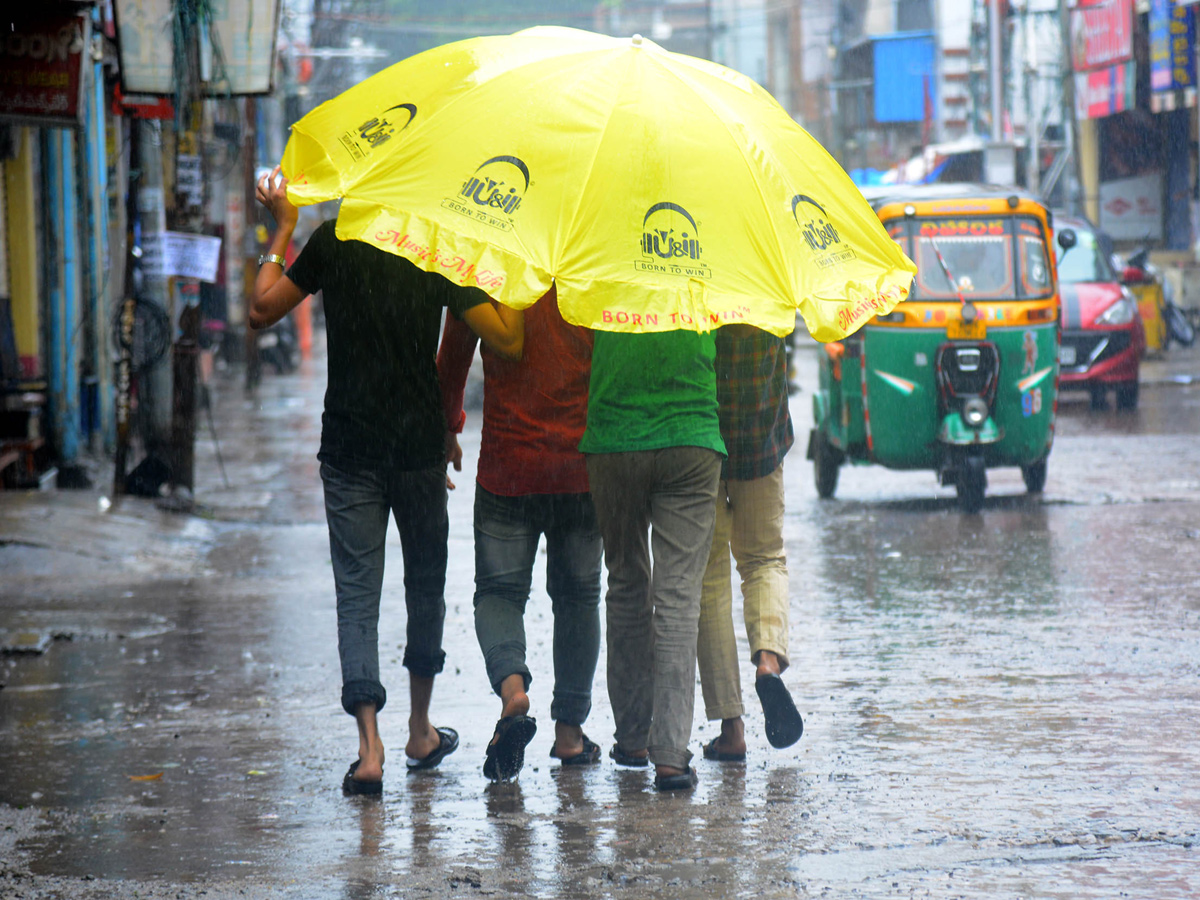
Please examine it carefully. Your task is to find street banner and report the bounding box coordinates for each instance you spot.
[0,14,90,128]
[1150,0,1196,93]
[1099,173,1164,241]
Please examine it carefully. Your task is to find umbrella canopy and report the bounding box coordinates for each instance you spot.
[282,26,916,340]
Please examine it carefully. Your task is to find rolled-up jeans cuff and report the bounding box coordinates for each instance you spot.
[404,648,446,679]
[342,679,387,716]
[550,692,592,727]
[649,745,694,771]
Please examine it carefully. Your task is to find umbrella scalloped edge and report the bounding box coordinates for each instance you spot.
[799,276,912,343]
[335,199,553,309]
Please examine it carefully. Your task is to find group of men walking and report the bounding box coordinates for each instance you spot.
[252,167,804,794]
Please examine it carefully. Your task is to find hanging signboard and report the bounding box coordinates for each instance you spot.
[206,0,280,95]
[1150,0,1196,93]
[1071,0,1135,72]
[113,0,280,96]
[112,0,174,95]
[1075,61,1136,120]
[0,14,90,128]
[1099,173,1164,241]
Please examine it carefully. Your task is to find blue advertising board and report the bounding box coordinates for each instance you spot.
[1150,0,1196,92]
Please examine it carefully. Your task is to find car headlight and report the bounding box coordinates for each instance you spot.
[1096,294,1138,326]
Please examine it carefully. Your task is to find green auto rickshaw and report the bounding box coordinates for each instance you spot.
[807,184,1076,512]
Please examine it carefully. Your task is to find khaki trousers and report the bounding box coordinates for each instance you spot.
[697,463,790,721]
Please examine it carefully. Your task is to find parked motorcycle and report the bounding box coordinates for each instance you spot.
[256,313,298,375]
[1120,248,1196,350]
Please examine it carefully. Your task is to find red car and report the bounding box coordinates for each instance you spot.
[1053,216,1145,410]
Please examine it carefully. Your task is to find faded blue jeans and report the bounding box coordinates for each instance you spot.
[320,460,448,716]
[473,485,603,726]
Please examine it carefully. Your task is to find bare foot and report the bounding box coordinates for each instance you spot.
[405,718,441,760]
[709,716,746,758]
[553,722,585,758]
[353,703,385,781]
[755,650,782,679]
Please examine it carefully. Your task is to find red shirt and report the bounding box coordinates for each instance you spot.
[437,287,592,496]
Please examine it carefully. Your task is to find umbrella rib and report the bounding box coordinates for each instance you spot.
[648,55,793,287]
[543,49,635,284]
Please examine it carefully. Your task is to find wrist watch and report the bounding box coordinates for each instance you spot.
[258,253,287,267]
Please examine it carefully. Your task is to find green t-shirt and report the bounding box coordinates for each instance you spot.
[579,330,727,456]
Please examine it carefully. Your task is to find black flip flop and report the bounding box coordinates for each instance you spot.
[653,766,699,792]
[608,743,650,767]
[702,737,746,762]
[342,759,383,795]
[483,714,537,782]
[405,726,460,771]
[549,735,601,766]
[755,673,804,749]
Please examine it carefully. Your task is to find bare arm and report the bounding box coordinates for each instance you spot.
[462,301,524,361]
[250,167,308,330]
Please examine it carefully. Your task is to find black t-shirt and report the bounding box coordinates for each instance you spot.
[287,220,488,471]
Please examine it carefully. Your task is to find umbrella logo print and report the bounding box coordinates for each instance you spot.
[792,194,856,269]
[338,103,417,162]
[443,155,531,232]
[636,202,712,279]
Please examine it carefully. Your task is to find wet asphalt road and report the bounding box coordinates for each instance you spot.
[1,340,1198,899]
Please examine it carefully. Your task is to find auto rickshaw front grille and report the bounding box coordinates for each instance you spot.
[936,343,1000,399]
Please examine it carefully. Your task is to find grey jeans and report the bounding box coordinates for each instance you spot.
[320,460,448,716]
[586,447,722,770]
[472,486,603,725]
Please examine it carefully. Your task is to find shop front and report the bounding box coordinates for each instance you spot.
[1073,0,1200,343]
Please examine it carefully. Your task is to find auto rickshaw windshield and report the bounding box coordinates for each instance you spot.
[887,215,1054,301]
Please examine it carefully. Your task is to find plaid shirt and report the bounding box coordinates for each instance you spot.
[715,327,794,481]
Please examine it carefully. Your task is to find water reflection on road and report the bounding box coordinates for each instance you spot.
[1,354,1196,898]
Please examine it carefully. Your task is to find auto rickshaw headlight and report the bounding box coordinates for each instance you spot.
[962,398,989,429]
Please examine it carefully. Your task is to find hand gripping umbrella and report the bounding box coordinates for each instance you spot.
[282,26,916,340]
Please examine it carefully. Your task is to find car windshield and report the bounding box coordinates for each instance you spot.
[1054,226,1116,283]
[887,216,1053,301]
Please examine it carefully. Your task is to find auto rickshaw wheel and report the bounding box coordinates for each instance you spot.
[956,455,986,513]
[812,430,842,499]
[1021,458,1048,493]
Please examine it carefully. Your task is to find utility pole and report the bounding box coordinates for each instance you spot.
[1059,0,1082,215]
[163,0,206,511]
[244,96,262,395]
[1023,2,1039,193]
[989,0,1003,141]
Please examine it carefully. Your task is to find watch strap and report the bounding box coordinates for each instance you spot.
[258,253,287,267]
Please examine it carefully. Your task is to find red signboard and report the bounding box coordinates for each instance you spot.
[1075,61,1136,119]
[0,14,90,127]
[1071,0,1134,71]
[111,84,175,120]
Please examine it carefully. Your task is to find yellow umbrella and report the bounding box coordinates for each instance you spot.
[282,26,915,340]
